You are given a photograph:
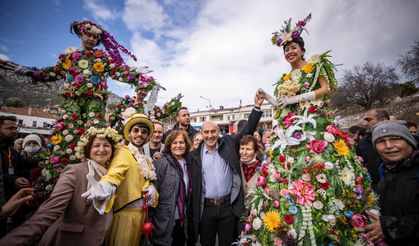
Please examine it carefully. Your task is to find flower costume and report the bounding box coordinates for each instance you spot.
[241,15,378,245]
[30,20,153,195]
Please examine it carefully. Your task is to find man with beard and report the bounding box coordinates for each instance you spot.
[356,109,389,189]
[0,116,37,235]
[83,112,158,246]
[164,107,198,142]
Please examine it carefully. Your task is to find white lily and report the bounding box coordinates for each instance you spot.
[271,125,305,154]
[292,108,317,129]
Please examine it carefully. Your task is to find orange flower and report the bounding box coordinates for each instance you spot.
[283,73,291,81]
[62,59,72,70]
[51,134,62,145]
[93,62,105,73]
[301,63,314,73]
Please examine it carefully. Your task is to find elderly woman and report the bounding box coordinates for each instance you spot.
[239,135,261,198]
[0,127,120,246]
[151,130,193,246]
[191,132,203,151]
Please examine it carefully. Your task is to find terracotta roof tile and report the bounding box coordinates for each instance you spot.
[0,106,59,119]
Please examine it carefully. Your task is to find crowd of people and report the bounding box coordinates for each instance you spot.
[0,15,418,246]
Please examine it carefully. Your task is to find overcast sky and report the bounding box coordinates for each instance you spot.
[1,0,418,111]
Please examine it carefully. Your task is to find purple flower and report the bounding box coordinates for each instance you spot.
[75,74,84,83]
[276,38,283,46]
[128,74,136,80]
[291,31,301,39]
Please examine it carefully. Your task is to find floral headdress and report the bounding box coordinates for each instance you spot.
[271,13,311,47]
[75,126,122,160]
[70,20,137,66]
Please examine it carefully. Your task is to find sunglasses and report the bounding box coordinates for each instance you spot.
[131,127,149,135]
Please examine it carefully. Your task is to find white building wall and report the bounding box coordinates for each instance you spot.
[0,112,56,128]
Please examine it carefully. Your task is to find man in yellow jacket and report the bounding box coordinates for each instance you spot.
[82,111,158,246]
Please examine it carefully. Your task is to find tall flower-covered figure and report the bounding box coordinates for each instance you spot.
[241,14,379,245]
[16,20,154,195]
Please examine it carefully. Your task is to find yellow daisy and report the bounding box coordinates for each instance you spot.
[283,73,291,81]
[263,210,281,232]
[333,139,350,157]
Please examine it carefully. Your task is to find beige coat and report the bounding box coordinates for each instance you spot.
[0,162,112,246]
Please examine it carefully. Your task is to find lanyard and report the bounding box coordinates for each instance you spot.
[7,147,12,167]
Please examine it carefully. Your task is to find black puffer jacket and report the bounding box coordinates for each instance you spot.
[376,150,419,245]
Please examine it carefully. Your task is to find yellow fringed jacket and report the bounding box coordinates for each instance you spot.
[101,146,158,212]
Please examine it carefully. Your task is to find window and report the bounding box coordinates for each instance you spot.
[200,117,206,122]
[263,110,272,118]
[227,115,235,121]
[243,113,250,119]
[18,119,23,126]
[192,117,197,123]
[32,121,37,127]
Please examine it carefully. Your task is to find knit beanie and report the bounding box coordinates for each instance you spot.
[23,134,42,148]
[372,120,417,148]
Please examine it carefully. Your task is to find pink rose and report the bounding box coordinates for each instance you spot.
[272,200,280,208]
[50,156,59,164]
[280,189,289,197]
[72,52,81,60]
[306,140,328,154]
[257,176,266,187]
[245,223,251,232]
[351,214,367,229]
[326,124,339,135]
[264,187,271,195]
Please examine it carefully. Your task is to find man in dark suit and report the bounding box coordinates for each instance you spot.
[189,91,264,246]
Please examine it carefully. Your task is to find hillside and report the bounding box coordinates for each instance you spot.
[0,68,122,108]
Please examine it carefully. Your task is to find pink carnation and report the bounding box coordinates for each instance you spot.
[306,140,328,154]
[289,180,316,206]
[326,124,339,135]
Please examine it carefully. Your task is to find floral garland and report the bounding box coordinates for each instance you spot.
[127,142,157,181]
[108,92,183,131]
[240,52,378,245]
[153,95,183,120]
[75,126,122,160]
[33,47,145,99]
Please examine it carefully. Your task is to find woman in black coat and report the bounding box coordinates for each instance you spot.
[151,130,193,246]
